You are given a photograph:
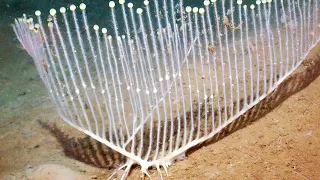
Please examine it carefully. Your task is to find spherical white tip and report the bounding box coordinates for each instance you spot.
[60,7,66,13]
[93,25,99,31]
[108,35,112,40]
[193,7,199,13]
[262,0,267,4]
[34,23,40,29]
[122,35,125,39]
[250,4,255,9]
[144,0,149,6]
[237,0,243,5]
[186,6,192,13]
[199,8,205,14]
[80,3,86,10]
[49,8,57,16]
[211,0,217,3]
[29,25,34,31]
[109,1,115,8]
[137,8,143,14]
[27,18,33,24]
[70,4,76,11]
[128,2,133,8]
[102,28,107,34]
[48,22,53,28]
[119,0,125,4]
[204,0,210,6]
[256,0,261,5]
[35,10,41,16]
[243,5,247,10]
